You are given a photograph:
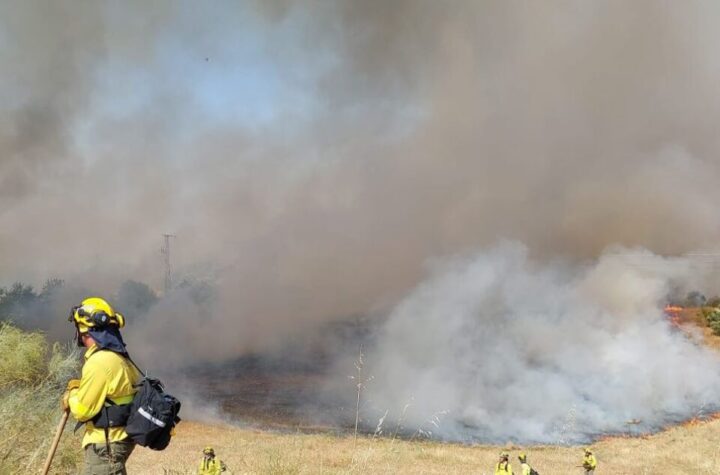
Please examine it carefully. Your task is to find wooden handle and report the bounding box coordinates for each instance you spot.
[41,410,69,475]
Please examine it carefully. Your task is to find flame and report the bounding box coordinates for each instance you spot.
[596,412,720,443]
[663,305,685,329]
[680,412,720,428]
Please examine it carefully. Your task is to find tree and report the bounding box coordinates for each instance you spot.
[116,280,158,318]
[684,291,706,307]
[0,283,38,321]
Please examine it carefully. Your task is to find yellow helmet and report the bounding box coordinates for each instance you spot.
[68,297,125,333]
[584,447,592,454]
[203,446,215,456]
[518,452,527,462]
[500,451,509,459]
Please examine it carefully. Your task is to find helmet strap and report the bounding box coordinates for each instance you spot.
[74,324,85,347]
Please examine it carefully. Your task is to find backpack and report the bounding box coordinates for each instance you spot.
[124,376,181,450]
[81,351,181,451]
[530,468,540,475]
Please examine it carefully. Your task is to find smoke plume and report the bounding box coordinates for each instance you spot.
[2,1,720,440]
[362,243,720,443]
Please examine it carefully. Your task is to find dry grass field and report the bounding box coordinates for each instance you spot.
[127,418,720,474]
[6,315,720,474]
[125,308,720,474]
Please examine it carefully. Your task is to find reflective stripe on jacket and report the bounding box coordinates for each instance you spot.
[198,457,226,475]
[495,461,513,475]
[68,345,141,448]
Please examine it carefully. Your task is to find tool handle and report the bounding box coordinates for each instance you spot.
[41,410,69,475]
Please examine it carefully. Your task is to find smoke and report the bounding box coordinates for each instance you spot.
[362,243,720,443]
[2,1,720,439]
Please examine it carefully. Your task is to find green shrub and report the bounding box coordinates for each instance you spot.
[704,308,720,336]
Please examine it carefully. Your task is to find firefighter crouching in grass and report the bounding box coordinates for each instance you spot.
[198,446,227,474]
[62,297,141,475]
[582,448,597,474]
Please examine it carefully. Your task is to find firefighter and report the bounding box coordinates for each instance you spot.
[198,446,227,474]
[62,297,141,475]
[495,451,513,475]
[582,448,597,474]
[518,452,531,475]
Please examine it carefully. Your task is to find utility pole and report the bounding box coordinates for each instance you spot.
[160,234,176,295]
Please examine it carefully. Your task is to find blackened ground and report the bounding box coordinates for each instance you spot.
[177,317,378,433]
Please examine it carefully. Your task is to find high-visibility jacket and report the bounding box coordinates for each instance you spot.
[520,462,531,475]
[68,345,142,448]
[495,461,513,475]
[198,457,226,475]
[583,453,597,470]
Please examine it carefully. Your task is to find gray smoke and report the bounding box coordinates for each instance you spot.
[362,243,720,443]
[2,1,720,439]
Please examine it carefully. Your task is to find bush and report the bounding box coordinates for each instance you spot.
[704,308,720,336]
[0,323,82,474]
[0,324,48,388]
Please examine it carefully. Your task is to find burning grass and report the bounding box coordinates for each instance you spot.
[664,306,720,351]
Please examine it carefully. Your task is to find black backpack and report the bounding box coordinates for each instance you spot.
[530,468,540,475]
[124,374,181,450]
[83,352,181,451]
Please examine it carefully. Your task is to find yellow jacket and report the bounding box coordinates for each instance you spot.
[583,453,597,469]
[68,345,141,448]
[495,461,513,475]
[520,462,531,475]
[198,457,226,474]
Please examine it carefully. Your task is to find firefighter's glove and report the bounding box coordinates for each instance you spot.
[61,390,70,411]
[61,379,80,411]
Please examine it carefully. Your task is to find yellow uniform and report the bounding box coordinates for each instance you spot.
[520,462,531,475]
[583,453,597,473]
[198,457,226,474]
[495,461,513,475]
[68,345,141,448]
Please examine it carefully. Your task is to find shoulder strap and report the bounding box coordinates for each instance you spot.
[124,352,146,378]
[74,351,144,433]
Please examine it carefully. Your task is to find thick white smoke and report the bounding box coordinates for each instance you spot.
[364,243,720,443]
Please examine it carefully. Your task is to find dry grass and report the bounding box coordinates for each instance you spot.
[680,307,720,351]
[0,323,48,388]
[128,418,720,474]
[0,323,82,475]
[4,320,720,474]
